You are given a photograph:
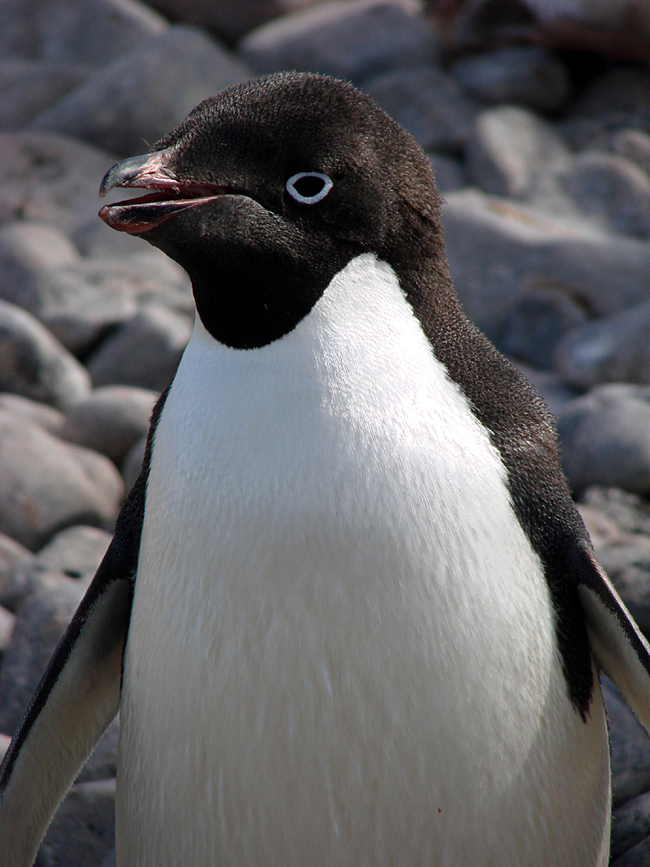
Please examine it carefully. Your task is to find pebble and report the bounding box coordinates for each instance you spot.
[238,0,439,85]
[607,129,650,177]
[451,45,572,113]
[557,384,650,497]
[0,409,123,551]
[86,304,192,391]
[465,105,569,200]
[30,24,251,157]
[0,576,84,735]
[0,532,32,587]
[60,386,157,466]
[365,65,477,153]
[0,59,88,132]
[442,188,650,343]
[0,606,15,653]
[0,299,91,408]
[0,394,64,435]
[427,154,466,193]
[34,525,112,581]
[553,299,650,390]
[613,790,650,860]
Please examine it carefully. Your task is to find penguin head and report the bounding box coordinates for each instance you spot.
[99,72,451,349]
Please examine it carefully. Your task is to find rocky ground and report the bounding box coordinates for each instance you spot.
[3,0,650,864]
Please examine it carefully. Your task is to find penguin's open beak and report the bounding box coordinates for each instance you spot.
[98,150,229,234]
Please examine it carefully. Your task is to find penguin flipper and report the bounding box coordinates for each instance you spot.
[0,537,134,867]
[577,540,650,732]
[0,388,167,867]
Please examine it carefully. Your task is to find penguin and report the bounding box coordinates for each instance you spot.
[1,71,650,867]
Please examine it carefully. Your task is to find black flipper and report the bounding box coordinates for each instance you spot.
[0,389,168,867]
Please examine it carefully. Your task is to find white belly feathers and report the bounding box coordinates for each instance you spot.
[117,253,609,867]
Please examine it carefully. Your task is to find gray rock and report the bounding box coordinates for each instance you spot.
[31,25,251,157]
[452,46,571,113]
[556,384,650,497]
[465,105,569,200]
[0,732,10,759]
[427,154,466,193]
[441,188,650,343]
[0,394,64,435]
[580,486,650,538]
[0,59,89,131]
[0,132,116,231]
[0,0,167,67]
[35,525,112,581]
[0,300,90,408]
[606,128,650,176]
[0,575,83,734]
[35,779,115,867]
[87,304,192,391]
[611,833,650,866]
[555,152,650,239]
[568,68,650,136]
[122,435,147,492]
[554,300,650,390]
[149,0,324,43]
[0,409,124,551]
[598,543,650,640]
[61,386,157,466]
[0,604,15,652]
[0,223,80,301]
[99,848,117,867]
[239,0,438,84]
[365,66,477,153]
[604,677,650,809]
[0,562,66,614]
[499,284,587,370]
[0,532,32,588]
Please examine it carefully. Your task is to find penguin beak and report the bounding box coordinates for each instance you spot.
[98,150,228,234]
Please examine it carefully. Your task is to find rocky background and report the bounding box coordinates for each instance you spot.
[2,0,650,864]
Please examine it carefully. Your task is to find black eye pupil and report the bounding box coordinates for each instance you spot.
[293,175,325,198]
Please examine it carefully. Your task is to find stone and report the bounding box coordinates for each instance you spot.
[580,487,650,538]
[364,66,477,153]
[499,284,587,370]
[556,384,650,497]
[35,779,116,867]
[0,300,91,408]
[0,575,84,734]
[426,154,466,193]
[0,562,66,614]
[611,834,650,867]
[238,0,438,85]
[555,152,650,239]
[441,188,650,343]
[61,386,157,466]
[35,525,112,581]
[0,394,64,435]
[603,677,650,808]
[100,848,117,867]
[553,300,650,390]
[613,790,650,861]
[122,435,147,492]
[0,132,117,231]
[598,542,650,639]
[510,361,580,419]
[452,45,571,113]
[87,304,192,391]
[76,719,120,784]
[0,532,32,589]
[0,409,124,551]
[568,68,650,135]
[0,0,167,67]
[0,733,10,760]
[465,105,569,200]
[0,223,80,306]
[30,25,251,158]
[0,59,89,131]
[0,604,15,652]
[576,503,626,551]
[607,128,650,177]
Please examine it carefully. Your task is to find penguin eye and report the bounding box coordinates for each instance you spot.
[286,172,333,204]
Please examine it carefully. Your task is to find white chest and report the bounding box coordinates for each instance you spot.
[117,254,609,867]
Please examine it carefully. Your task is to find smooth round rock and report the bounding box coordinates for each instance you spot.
[0,409,124,551]
[0,299,90,408]
[0,394,64,435]
[365,65,478,153]
[557,384,650,496]
[87,305,192,391]
[603,677,650,808]
[452,45,571,113]
[60,386,157,466]
[238,0,438,84]
[122,435,147,492]
[35,525,112,581]
[0,59,89,132]
[554,300,650,390]
[0,604,15,652]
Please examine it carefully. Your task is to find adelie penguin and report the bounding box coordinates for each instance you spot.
[1,71,650,867]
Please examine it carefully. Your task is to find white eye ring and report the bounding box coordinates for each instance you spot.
[286,172,333,204]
